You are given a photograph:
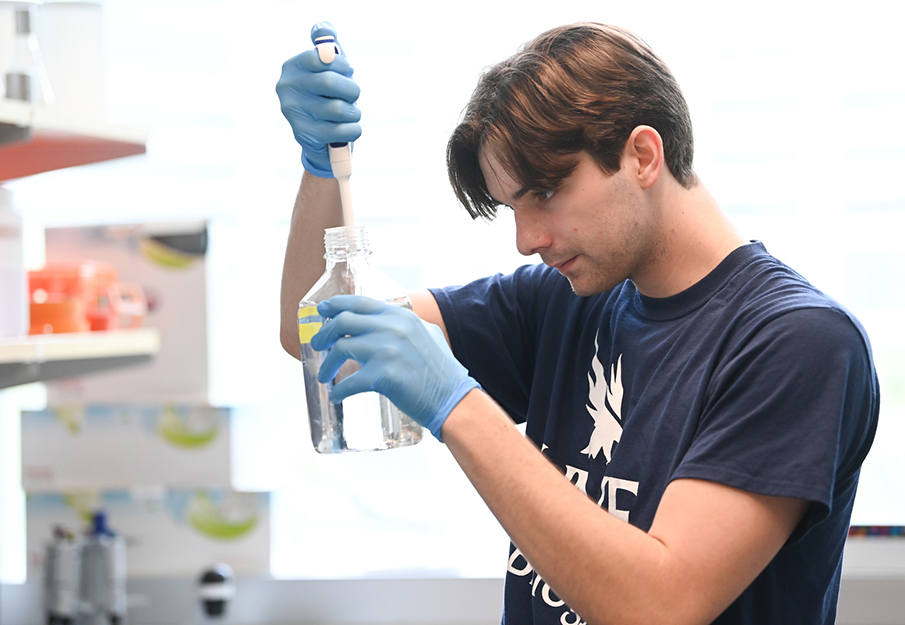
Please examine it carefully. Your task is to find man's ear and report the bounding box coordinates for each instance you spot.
[625,125,664,189]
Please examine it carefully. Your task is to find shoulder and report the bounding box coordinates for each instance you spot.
[754,306,875,387]
[430,263,570,315]
[723,249,871,351]
[718,257,875,387]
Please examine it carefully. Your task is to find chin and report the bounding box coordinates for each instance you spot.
[566,275,622,297]
[566,280,597,297]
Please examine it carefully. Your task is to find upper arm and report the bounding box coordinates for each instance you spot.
[646,478,809,622]
[409,289,450,343]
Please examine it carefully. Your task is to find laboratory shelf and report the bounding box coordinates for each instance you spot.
[0,100,147,181]
[0,99,152,389]
[0,328,159,389]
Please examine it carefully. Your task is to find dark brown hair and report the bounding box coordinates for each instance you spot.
[447,22,698,219]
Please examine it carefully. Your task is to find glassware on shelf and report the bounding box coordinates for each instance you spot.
[4,3,54,105]
[0,187,27,337]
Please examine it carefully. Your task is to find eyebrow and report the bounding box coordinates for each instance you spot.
[489,185,529,210]
[512,187,530,200]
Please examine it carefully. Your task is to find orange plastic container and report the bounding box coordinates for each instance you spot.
[29,299,87,334]
[28,262,121,334]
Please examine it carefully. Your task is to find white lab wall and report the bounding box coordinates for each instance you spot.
[2,0,904,589]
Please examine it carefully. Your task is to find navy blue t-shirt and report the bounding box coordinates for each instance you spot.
[431,242,879,624]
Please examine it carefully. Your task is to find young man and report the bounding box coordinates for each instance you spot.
[277,22,879,624]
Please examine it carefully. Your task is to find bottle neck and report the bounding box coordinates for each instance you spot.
[324,225,370,263]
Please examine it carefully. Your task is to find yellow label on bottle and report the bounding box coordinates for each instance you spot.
[298,306,322,344]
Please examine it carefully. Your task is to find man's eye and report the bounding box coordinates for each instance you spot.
[534,189,555,201]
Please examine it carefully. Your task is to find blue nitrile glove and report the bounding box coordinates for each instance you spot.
[310,295,481,442]
[276,22,361,178]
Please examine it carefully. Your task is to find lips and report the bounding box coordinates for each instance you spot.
[550,256,578,274]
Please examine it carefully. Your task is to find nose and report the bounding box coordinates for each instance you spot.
[514,208,552,257]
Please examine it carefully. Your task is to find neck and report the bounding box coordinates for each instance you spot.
[633,178,746,298]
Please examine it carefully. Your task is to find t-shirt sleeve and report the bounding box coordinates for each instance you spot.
[430,265,550,422]
[673,306,879,534]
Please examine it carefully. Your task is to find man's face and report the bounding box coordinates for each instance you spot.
[478,147,662,296]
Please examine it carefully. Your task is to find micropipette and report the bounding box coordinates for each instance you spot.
[314,30,355,227]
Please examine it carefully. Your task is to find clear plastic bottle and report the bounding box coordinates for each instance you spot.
[299,225,423,453]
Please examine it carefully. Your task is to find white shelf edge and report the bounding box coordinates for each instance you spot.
[32,107,149,144]
[0,328,160,365]
[1,100,148,146]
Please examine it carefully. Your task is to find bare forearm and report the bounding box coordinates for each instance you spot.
[442,391,669,624]
[280,172,345,358]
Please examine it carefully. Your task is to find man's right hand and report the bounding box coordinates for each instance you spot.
[276,22,362,178]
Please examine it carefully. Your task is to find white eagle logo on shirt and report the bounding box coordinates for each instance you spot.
[582,335,624,463]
